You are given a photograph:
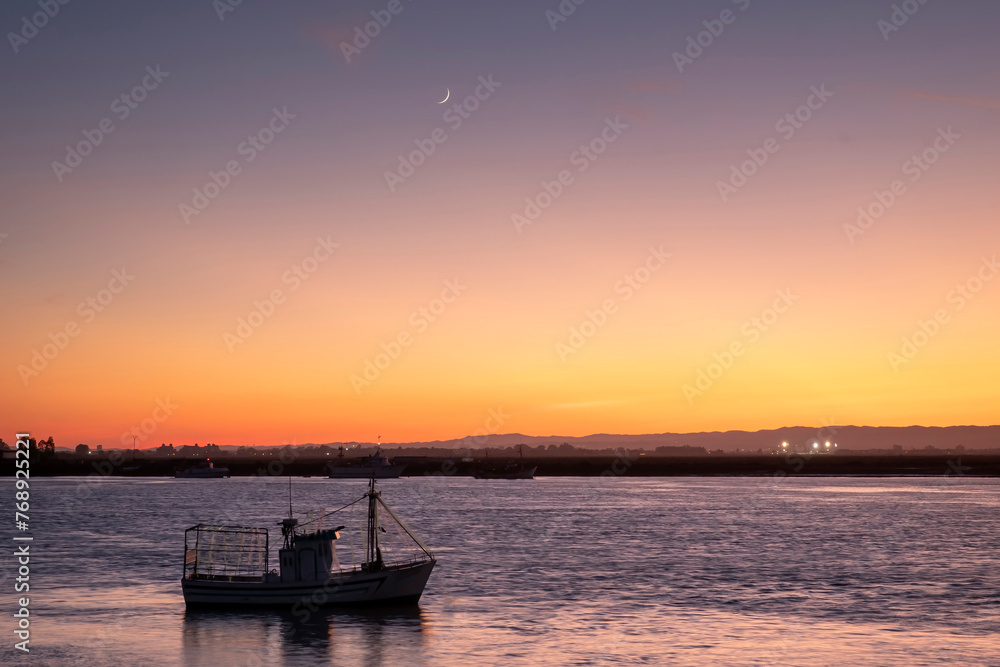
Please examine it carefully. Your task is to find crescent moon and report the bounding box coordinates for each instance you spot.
[437,88,450,104]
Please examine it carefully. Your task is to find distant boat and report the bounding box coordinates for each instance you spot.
[175,460,230,479]
[473,445,536,480]
[181,478,435,606]
[328,448,406,479]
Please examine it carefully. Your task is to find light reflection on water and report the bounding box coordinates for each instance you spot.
[2,476,998,665]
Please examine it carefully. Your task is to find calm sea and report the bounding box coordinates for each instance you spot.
[2,476,998,666]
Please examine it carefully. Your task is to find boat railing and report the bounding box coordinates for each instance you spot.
[183,524,269,581]
[377,552,435,570]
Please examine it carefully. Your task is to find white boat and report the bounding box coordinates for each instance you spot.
[181,479,435,607]
[328,448,407,479]
[175,460,230,479]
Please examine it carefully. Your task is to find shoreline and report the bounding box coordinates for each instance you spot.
[5,454,999,478]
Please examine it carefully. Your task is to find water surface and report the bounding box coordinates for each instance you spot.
[3,476,998,665]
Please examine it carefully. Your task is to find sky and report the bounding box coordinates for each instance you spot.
[1,0,998,448]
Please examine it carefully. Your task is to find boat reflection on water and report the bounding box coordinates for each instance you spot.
[182,605,427,665]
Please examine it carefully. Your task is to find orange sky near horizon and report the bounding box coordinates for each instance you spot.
[2,2,998,448]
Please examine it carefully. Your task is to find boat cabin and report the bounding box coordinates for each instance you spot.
[278,527,342,583]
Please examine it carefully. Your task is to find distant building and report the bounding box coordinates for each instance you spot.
[155,444,176,456]
[75,444,90,455]
[177,444,202,457]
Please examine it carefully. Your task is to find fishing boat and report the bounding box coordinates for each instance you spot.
[328,447,406,479]
[180,479,435,607]
[175,459,230,479]
[473,445,536,480]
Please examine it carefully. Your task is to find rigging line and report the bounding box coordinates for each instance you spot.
[296,495,366,527]
[376,496,435,558]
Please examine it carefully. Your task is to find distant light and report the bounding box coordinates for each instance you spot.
[813,443,819,449]
[825,442,831,448]
[781,442,788,448]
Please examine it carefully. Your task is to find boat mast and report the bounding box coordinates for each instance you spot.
[366,475,383,570]
[280,475,298,549]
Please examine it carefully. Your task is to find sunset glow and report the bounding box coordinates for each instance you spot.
[2,1,998,448]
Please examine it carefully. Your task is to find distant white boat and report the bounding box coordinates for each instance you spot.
[175,460,230,479]
[328,448,406,479]
[181,479,435,606]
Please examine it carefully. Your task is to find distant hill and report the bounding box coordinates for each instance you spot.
[53,425,999,454]
[304,425,1000,453]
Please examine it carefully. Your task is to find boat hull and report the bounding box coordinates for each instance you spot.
[181,560,434,607]
[328,464,406,479]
